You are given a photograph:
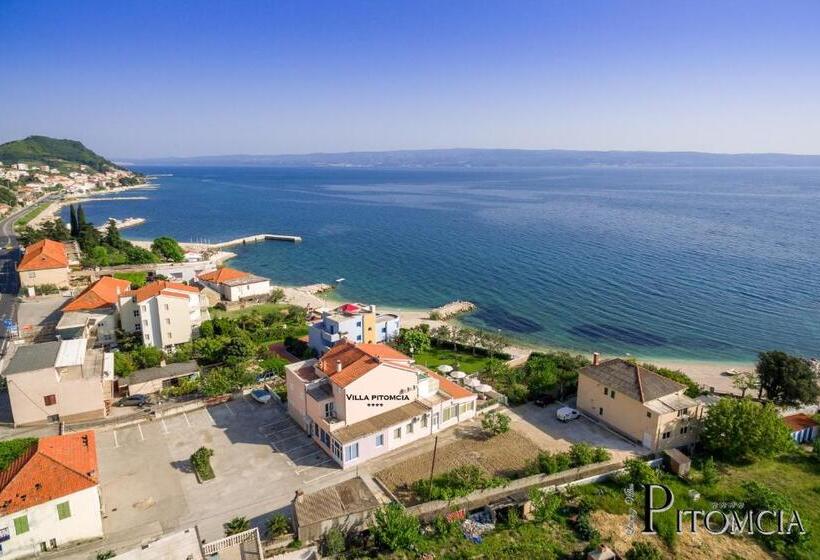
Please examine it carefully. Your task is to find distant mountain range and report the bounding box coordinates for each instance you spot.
[124,148,820,168]
[0,136,121,171]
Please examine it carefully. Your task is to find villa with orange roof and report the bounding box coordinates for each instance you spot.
[285,341,477,468]
[0,431,103,558]
[56,276,131,345]
[16,239,70,295]
[118,280,209,349]
[196,267,271,302]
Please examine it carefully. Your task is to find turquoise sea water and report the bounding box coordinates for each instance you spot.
[65,166,820,361]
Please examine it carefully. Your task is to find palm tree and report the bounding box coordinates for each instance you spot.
[224,516,250,536]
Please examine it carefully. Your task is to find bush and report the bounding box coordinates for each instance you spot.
[321,527,346,556]
[741,481,790,512]
[481,411,511,436]
[36,283,59,295]
[626,541,663,560]
[412,465,506,501]
[592,446,611,463]
[372,503,421,552]
[623,459,658,486]
[528,488,562,522]
[575,511,600,542]
[701,457,719,486]
[569,442,596,466]
[114,352,137,377]
[223,516,249,536]
[266,513,290,538]
[190,447,215,481]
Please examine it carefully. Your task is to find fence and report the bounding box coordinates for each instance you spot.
[202,527,263,556]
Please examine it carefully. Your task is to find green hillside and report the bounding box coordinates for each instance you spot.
[0,136,120,171]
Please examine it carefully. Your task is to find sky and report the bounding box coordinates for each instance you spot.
[1,0,819,158]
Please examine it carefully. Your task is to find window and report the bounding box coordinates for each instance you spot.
[167,332,172,339]
[143,319,149,326]
[680,426,689,435]
[356,335,362,341]
[646,411,652,418]
[406,422,414,434]
[662,431,671,440]
[598,407,603,416]
[324,401,335,418]
[165,318,171,324]
[13,515,29,535]
[603,387,608,395]
[133,310,139,317]
[421,415,428,428]
[44,394,57,406]
[27,272,36,279]
[344,443,359,461]
[393,427,402,439]
[375,434,384,447]
[164,304,169,311]
[677,408,689,417]
[320,429,331,447]
[49,539,57,550]
[356,321,361,327]
[610,391,615,399]
[459,403,469,415]
[332,440,342,460]
[57,501,71,520]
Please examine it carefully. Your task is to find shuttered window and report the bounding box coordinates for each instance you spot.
[57,501,71,520]
[14,515,29,534]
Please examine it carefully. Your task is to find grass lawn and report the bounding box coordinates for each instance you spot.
[412,345,493,373]
[209,302,290,319]
[14,203,48,227]
[114,271,148,287]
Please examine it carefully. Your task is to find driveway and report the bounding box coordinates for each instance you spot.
[508,401,642,461]
[88,396,353,556]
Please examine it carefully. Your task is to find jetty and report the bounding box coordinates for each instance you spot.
[180,233,302,251]
[97,217,145,232]
[431,300,476,320]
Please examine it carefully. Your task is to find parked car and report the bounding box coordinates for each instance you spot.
[556,406,580,422]
[116,394,151,407]
[534,394,556,407]
[250,389,272,404]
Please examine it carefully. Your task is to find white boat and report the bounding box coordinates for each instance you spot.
[335,278,345,283]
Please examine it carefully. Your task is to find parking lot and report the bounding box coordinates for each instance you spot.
[95,395,348,545]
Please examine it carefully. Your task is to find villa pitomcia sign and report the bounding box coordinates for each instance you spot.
[644,483,806,536]
[346,394,411,401]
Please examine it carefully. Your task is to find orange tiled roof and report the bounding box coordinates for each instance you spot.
[427,370,475,400]
[783,413,818,432]
[124,280,200,303]
[0,431,98,517]
[17,239,68,271]
[198,267,249,284]
[319,342,412,387]
[63,276,132,312]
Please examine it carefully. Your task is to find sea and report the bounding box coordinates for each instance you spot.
[63,166,820,362]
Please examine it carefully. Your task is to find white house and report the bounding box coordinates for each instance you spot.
[0,431,102,558]
[196,267,271,302]
[308,303,400,355]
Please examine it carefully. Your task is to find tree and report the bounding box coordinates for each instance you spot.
[269,287,285,304]
[481,411,511,436]
[732,371,759,398]
[701,457,719,486]
[626,541,663,560]
[69,204,78,237]
[266,513,290,538]
[113,352,137,377]
[447,325,461,351]
[700,398,793,461]
[223,516,250,536]
[76,204,87,228]
[371,503,421,552]
[756,350,819,405]
[528,488,562,522]
[569,442,596,466]
[622,458,658,486]
[104,219,124,248]
[151,236,185,262]
[396,327,430,356]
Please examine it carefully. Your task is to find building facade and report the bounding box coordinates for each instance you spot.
[118,281,209,349]
[4,339,111,426]
[58,276,132,346]
[308,303,400,355]
[196,267,271,302]
[286,342,477,469]
[576,356,702,451]
[0,432,102,559]
[17,239,70,295]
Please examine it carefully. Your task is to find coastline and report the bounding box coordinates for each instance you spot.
[28,183,156,228]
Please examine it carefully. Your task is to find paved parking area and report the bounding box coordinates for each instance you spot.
[509,400,642,460]
[94,395,349,549]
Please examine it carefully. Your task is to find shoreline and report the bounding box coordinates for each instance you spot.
[28,183,156,228]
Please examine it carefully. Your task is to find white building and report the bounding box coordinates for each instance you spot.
[308,303,400,355]
[118,280,209,350]
[196,267,271,302]
[0,431,102,558]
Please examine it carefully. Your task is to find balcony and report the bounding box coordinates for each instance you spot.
[321,330,341,344]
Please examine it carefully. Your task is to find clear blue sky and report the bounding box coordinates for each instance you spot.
[1,0,819,158]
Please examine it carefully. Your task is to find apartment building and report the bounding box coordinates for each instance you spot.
[576,356,702,451]
[286,341,477,469]
[308,303,400,355]
[0,432,102,559]
[17,239,70,295]
[4,339,112,426]
[57,276,132,345]
[118,280,209,350]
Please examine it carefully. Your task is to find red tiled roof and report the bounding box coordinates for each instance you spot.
[18,239,68,271]
[124,280,199,303]
[783,413,818,432]
[198,267,249,284]
[63,276,132,312]
[0,432,98,516]
[319,342,412,387]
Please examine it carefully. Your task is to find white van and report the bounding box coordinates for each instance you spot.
[556,406,580,422]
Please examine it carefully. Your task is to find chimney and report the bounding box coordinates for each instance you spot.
[294,489,304,502]
[336,360,342,373]
[592,352,600,366]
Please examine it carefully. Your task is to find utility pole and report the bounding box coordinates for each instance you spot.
[427,435,439,496]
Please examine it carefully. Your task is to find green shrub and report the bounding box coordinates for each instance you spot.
[321,527,346,556]
[412,465,506,501]
[701,457,719,486]
[372,503,421,552]
[223,516,249,536]
[569,442,596,466]
[623,458,658,486]
[575,511,600,542]
[36,283,59,295]
[481,411,511,436]
[528,488,562,522]
[191,447,215,481]
[266,513,290,538]
[626,541,663,560]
